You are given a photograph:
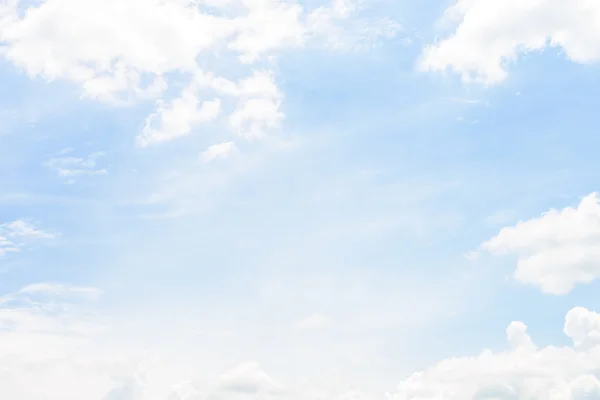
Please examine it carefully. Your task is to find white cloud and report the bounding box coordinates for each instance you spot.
[0,235,19,256]
[307,0,401,51]
[0,220,55,257]
[0,0,396,145]
[44,150,107,179]
[0,282,123,400]
[138,94,221,147]
[0,219,55,239]
[217,362,287,396]
[197,69,285,139]
[420,0,600,84]
[479,193,600,295]
[0,283,288,400]
[390,306,600,399]
[229,97,284,138]
[200,141,238,163]
[20,283,103,300]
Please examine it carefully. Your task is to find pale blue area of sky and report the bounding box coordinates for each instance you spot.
[1,0,600,395]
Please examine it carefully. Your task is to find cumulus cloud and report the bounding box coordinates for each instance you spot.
[13,284,600,400]
[390,307,600,399]
[138,94,221,147]
[479,193,600,295]
[0,0,396,145]
[420,0,600,84]
[0,283,304,400]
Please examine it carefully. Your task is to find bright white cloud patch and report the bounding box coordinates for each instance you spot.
[420,0,600,84]
[390,306,600,399]
[480,193,600,295]
[0,0,396,145]
[138,95,221,147]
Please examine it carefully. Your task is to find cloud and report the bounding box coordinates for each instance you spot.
[0,235,19,256]
[1,219,54,239]
[479,193,600,295]
[0,282,103,359]
[216,362,287,396]
[0,0,396,145]
[200,141,238,163]
[389,306,600,399]
[0,220,55,257]
[420,0,600,84]
[43,150,107,179]
[20,283,103,300]
[0,282,128,400]
[138,93,221,147]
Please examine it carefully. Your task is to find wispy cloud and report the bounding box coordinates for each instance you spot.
[0,220,56,257]
[43,150,107,181]
[200,141,238,163]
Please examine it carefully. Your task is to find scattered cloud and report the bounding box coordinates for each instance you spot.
[420,0,600,84]
[0,220,55,257]
[478,193,600,295]
[1,219,54,239]
[0,235,19,256]
[390,306,600,399]
[44,150,107,180]
[0,0,397,146]
[137,94,221,147]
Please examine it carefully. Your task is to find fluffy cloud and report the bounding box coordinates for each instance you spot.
[0,0,396,145]
[390,307,600,400]
[12,284,600,400]
[479,193,600,295]
[138,95,221,147]
[420,0,600,84]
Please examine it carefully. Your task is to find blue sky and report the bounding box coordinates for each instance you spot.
[2,0,600,399]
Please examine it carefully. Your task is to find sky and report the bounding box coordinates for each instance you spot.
[2,0,600,398]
